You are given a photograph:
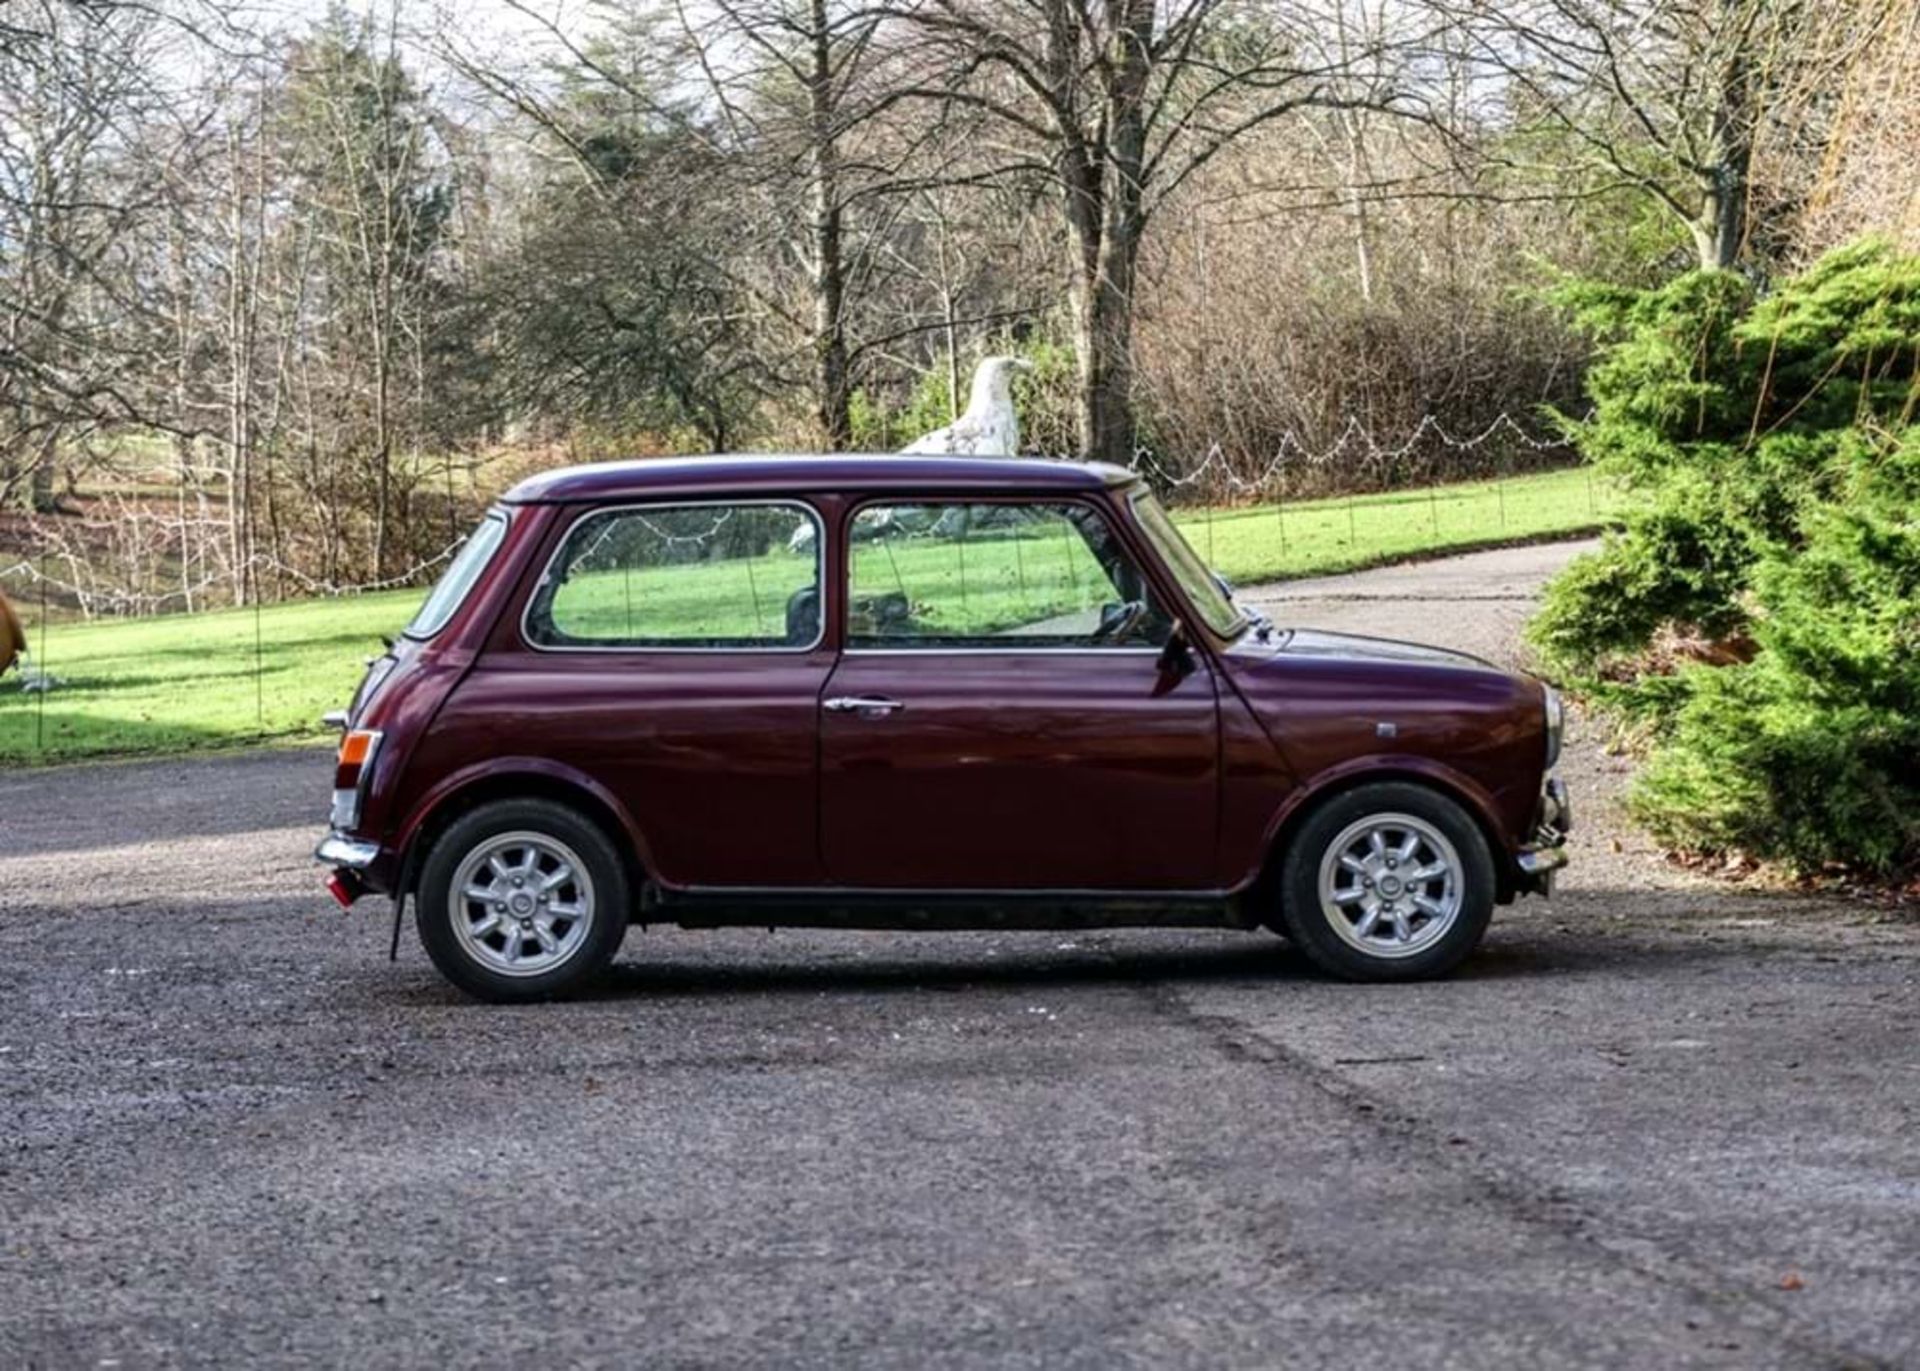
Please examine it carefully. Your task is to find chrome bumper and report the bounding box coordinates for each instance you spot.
[315,833,380,870]
[1516,776,1571,894]
[1517,844,1569,877]
[1540,777,1571,834]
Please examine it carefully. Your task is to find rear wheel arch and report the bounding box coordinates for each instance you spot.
[399,771,646,905]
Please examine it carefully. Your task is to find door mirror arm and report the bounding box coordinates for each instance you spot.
[1154,621,1195,695]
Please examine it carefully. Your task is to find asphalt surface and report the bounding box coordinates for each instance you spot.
[3,539,1917,1369]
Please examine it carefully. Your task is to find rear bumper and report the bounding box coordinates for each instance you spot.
[315,833,381,870]
[316,832,398,909]
[1516,776,1570,896]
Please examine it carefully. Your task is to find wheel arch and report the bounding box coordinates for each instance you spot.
[1253,761,1517,907]
[394,760,651,904]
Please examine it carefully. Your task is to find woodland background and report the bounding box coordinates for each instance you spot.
[2,0,1916,609]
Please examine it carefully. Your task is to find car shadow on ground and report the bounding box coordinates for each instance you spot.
[373,907,1800,1008]
[590,935,1306,1000]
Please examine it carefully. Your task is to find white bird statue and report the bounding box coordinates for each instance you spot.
[901,355,1032,457]
[788,355,1033,554]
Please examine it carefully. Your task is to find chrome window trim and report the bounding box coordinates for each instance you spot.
[521,497,826,655]
[842,647,1164,657]
[841,495,1169,654]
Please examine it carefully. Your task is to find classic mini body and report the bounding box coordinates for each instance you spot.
[317,454,1569,1002]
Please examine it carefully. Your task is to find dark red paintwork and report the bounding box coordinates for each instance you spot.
[328,455,1556,915]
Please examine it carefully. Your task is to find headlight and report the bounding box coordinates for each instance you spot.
[1543,687,1564,768]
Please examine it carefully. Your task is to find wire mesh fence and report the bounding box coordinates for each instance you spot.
[0,434,1625,764]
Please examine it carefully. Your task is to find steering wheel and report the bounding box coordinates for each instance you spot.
[1091,599,1148,644]
[784,585,820,645]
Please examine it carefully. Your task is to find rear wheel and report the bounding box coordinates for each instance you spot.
[1277,781,1495,982]
[416,798,629,1002]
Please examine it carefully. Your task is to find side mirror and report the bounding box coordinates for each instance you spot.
[1153,620,1194,695]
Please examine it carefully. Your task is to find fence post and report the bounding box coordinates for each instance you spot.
[35,553,47,754]
[253,584,265,732]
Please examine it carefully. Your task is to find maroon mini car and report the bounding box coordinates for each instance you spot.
[317,455,1568,1001]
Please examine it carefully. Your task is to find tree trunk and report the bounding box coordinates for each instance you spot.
[1694,163,1748,271]
[1075,0,1154,467]
[808,0,851,450]
[1696,2,1754,271]
[810,176,850,448]
[1077,217,1143,467]
[27,437,56,513]
[813,232,850,450]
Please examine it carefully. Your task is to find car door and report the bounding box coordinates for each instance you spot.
[460,497,833,888]
[819,498,1220,891]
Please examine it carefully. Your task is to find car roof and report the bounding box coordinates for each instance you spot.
[501,453,1140,504]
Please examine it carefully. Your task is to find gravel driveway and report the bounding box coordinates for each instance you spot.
[3,539,1916,1369]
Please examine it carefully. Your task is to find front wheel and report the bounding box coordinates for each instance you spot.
[1277,782,1495,982]
[416,798,630,1002]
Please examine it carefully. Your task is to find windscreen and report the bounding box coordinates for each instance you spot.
[1128,490,1245,639]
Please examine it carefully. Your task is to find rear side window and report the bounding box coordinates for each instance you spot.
[525,501,822,649]
[405,510,509,640]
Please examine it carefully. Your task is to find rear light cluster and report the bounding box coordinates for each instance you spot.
[330,729,383,831]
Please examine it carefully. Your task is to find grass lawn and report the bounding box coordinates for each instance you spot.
[1,464,1619,764]
[1178,464,1617,583]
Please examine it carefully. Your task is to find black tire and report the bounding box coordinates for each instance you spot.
[1276,781,1496,982]
[415,798,630,1003]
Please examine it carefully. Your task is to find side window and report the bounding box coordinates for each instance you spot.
[846,501,1169,648]
[526,502,822,649]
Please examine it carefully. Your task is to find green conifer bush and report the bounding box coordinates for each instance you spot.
[1530,241,1920,873]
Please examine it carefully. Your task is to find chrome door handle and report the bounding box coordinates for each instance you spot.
[824,695,904,716]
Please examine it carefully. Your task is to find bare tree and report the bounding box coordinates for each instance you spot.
[884,0,1418,463]
[1438,0,1900,272]
[443,0,950,449]
[0,3,179,510]
[279,7,456,575]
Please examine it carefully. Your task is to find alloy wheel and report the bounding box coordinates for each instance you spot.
[1315,812,1464,959]
[448,830,597,977]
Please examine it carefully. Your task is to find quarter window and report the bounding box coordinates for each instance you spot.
[846,501,1169,647]
[526,502,822,648]
[405,509,508,640]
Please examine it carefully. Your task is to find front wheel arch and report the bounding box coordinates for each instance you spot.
[1254,768,1515,913]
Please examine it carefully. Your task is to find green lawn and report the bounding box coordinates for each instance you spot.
[2,587,424,763]
[1,465,1619,764]
[1175,464,1618,583]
